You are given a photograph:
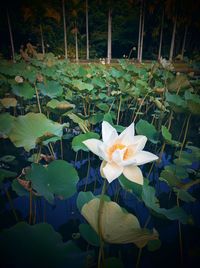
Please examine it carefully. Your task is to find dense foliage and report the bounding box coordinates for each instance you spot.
[0,53,199,267]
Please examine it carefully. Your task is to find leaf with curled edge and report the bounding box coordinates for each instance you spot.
[81,198,158,248]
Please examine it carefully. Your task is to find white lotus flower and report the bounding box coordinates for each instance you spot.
[83,121,158,185]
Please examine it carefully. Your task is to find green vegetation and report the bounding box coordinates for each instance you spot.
[0,52,199,267]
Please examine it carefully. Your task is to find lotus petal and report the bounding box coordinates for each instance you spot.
[123,166,143,185]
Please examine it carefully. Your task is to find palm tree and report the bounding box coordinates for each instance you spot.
[21,3,60,56]
[139,0,145,62]
[7,10,15,62]
[165,0,179,61]
[137,0,145,63]
[86,0,89,60]
[158,8,164,61]
[179,0,198,59]
[62,0,68,59]
[107,8,112,64]
[137,0,142,61]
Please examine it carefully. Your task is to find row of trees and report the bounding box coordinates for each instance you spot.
[2,0,200,63]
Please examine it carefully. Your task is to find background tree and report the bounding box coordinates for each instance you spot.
[62,0,68,59]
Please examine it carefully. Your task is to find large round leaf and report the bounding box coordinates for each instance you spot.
[81,198,158,248]
[26,160,79,203]
[161,126,181,147]
[79,223,100,246]
[165,92,187,113]
[72,132,100,152]
[184,90,200,115]
[72,79,94,91]
[0,222,86,268]
[0,113,14,137]
[37,80,63,98]
[11,82,35,99]
[0,168,17,188]
[142,180,188,223]
[47,99,75,114]
[136,119,159,144]
[9,113,66,151]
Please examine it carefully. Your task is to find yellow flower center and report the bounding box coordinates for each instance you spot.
[123,147,133,160]
[108,143,135,161]
[108,143,125,160]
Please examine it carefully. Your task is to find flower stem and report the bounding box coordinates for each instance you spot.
[29,188,33,224]
[177,194,183,266]
[84,154,91,192]
[178,113,191,158]
[117,96,122,125]
[133,92,149,123]
[98,179,107,268]
[5,187,19,222]
[34,85,42,113]
[136,247,142,268]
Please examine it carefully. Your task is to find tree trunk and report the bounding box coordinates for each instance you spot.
[169,15,177,62]
[107,8,112,64]
[180,25,188,60]
[158,9,164,61]
[86,0,89,60]
[7,11,15,62]
[40,24,45,56]
[62,0,68,59]
[137,0,142,61]
[139,0,145,63]
[75,21,79,62]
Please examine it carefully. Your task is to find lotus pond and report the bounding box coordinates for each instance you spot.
[0,55,200,268]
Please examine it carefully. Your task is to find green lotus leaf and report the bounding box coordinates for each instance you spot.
[11,82,35,99]
[0,222,86,268]
[76,191,96,211]
[37,80,63,98]
[0,155,16,163]
[165,92,187,113]
[78,66,88,76]
[136,119,159,144]
[0,113,14,138]
[111,68,123,78]
[89,112,104,125]
[0,168,17,187]
[159,169,182,187]
[72,132,100,152]
[92,77,106,88]
[81,198,158,248]
[72,79,94,91]
[12,179,30,197]
[173,157,193,166]
[161,126,181,147]
[0,97,17,108]
[26,160,79,203]
[9,113,66,151]
[67,113,89,133]
[184,90,200,115]
[47,99,75,112]
[175,149,198,163]
[96,103,109,112]
[79,223,100,246]
[119,174,142,199]
[142,180,188,223]
[159,164,188,187]
[174,189,195,203]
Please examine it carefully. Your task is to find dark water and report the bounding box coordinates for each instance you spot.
[1,137,200,268]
